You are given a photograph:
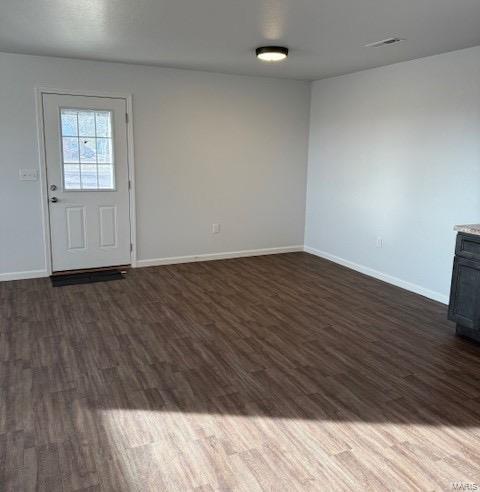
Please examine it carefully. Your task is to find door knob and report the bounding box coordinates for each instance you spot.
[50,197,58,203]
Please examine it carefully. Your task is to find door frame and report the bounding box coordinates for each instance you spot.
[35,88,137,275]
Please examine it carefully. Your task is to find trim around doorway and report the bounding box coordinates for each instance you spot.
[34,88,137,275]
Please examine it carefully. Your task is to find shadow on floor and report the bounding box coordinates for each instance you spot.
[2,252,480,429]
[3,254,480,489]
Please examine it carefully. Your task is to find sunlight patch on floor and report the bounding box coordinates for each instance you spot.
[96,409,479,491]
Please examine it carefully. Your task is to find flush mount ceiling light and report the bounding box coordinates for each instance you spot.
[256,46,289,62]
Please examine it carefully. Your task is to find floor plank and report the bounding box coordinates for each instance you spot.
[0,252,479,491]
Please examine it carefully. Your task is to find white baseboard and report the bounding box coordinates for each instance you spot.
[135,245,304,268]
[304,246,449,305]
[0,269,48,282]
[0,246,449,307]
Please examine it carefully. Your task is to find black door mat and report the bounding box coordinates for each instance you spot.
[51,269,126,287]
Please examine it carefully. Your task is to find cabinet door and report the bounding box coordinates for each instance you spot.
[455,233,480,261]
[448,257,480,329]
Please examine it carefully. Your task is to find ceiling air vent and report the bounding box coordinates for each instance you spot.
[365,37,405,48]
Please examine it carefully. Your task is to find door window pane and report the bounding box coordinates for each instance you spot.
[60,108,115,190]
[80,164,98,188]
[98,165,114,189]
[62,137,79,163]
[79,138,97,163]
[78,111,96,137]
[95,112,111,137]
[96,138,112,163]
[61,111,78,136]
[64,164,81,189]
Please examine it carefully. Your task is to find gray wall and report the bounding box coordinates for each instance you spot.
[0,53,310,278]
[2,46,479,300]
[305,46,480,302]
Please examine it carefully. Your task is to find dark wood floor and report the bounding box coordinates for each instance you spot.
[1,252,479,491]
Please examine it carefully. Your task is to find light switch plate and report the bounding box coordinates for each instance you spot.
[19,169,38,181]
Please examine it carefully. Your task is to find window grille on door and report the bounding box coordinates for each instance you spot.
[60,108,115,190]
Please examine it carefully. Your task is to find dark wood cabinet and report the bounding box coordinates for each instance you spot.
[455,233,480,261]
[449,232,480,342]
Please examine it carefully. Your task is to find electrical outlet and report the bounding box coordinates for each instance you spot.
[376,236,383,248]
[212,223,220,234]
[19,169,38,181]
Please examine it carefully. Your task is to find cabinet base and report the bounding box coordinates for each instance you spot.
[456,324,480,344]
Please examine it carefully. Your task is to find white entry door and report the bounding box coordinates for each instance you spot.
[42,93,132,272]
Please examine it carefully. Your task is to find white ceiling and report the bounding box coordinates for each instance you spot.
[1,0,479,80]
